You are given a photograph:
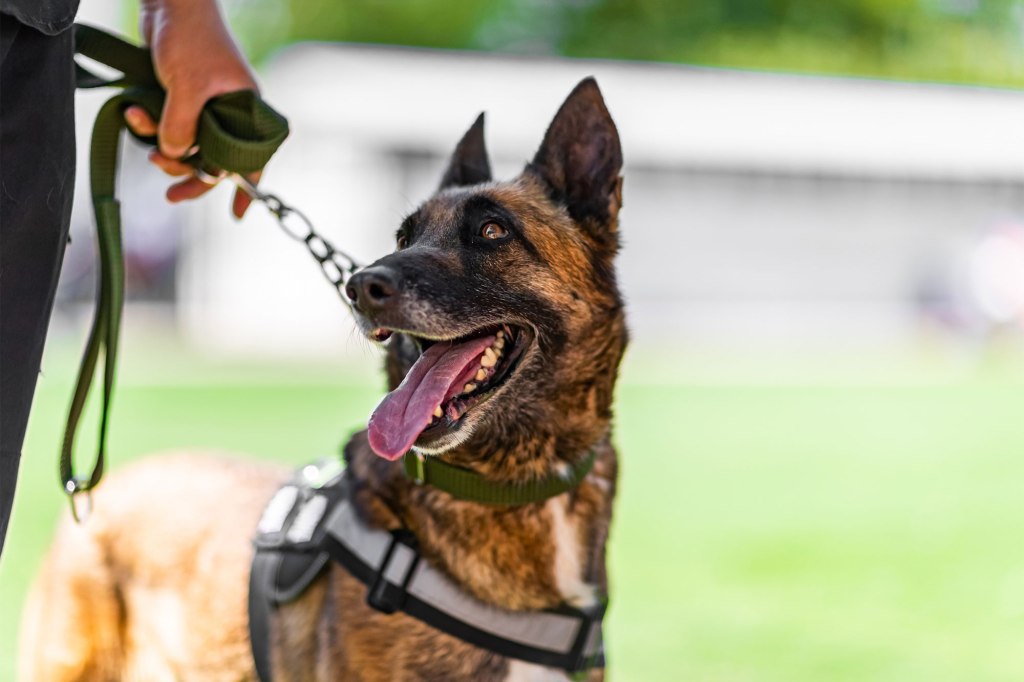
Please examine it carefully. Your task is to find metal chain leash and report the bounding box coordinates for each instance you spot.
[61,171,362,524]
[210,172,364,305]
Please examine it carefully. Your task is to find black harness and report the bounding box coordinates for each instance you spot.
[248,459,606,680]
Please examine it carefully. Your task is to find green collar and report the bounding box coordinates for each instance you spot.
[402,449,597,505]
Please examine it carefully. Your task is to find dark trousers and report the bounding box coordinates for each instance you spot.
[0,15,76,557]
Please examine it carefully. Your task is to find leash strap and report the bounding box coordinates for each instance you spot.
[402,449,597,505]
[61,24,289,519]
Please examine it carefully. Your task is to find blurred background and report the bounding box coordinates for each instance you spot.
[5,0,1024,680]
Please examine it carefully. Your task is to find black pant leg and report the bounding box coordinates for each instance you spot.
[0,15,76,557]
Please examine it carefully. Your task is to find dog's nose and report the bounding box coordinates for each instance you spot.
[346,266,399,313]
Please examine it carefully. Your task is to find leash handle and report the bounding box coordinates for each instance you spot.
[60,24,290,520]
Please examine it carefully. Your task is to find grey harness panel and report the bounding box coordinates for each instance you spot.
[323,496,601,656]
[248,460,605,681]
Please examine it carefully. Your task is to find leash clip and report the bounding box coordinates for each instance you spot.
[64,477,94,524]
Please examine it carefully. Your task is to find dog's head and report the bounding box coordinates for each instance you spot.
[347,78,627,466]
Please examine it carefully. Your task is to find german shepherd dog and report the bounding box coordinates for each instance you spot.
[20,77,626,681]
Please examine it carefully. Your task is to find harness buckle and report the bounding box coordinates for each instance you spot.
[366,530,420,614]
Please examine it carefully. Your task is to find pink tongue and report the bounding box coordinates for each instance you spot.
[367,335,495,460]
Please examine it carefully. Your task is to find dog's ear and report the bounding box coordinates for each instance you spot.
[528,78,623,247]
[439,113,492,190]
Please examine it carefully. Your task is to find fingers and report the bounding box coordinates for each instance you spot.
[130,98,265,218]
[147,150,194,177]
[145,143,217,205]
[144,147,259,218]
[232,187,251,219]
[166,176,216,203]
[158,88,205,160]
[124,106,158,137]
[232,171,260,219]
[132,105,206,190]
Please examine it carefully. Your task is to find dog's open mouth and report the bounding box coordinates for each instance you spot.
[366,324,531,460]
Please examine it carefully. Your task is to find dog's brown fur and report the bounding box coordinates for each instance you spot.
[20,78,625,681]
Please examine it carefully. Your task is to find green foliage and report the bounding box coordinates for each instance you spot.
[225,0,1024,87]
[227,0,516,62]
[556,0,1024,85]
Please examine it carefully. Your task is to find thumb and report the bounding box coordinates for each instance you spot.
[158,88,205,159]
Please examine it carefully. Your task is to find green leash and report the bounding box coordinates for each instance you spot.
[61,24,290,520]
[403,449,597,505]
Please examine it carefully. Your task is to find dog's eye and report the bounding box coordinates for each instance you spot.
[396,234,408,249]
[480,222,508,240]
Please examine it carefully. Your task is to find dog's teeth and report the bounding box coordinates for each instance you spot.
[433,405,443,418]
[485,347,497,361]
[494,337,504,350]
[463,383,476,394]
[475,368,487,382]
[480,351,497,368]
[497,330,505,339]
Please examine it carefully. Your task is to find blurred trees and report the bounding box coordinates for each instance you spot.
[226,0,1024,87]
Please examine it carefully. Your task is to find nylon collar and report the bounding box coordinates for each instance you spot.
[402,449,597,505]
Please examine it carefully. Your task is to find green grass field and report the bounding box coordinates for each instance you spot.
[3,339,1024,681]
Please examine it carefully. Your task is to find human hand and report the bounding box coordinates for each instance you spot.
[124,0,261,218]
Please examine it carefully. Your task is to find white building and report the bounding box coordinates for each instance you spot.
[139,43,1024,356]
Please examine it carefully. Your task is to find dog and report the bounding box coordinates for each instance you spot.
[20,77,626,682]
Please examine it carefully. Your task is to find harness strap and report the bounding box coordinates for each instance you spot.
[248,550,281,681]
[62,24,289,512]
[402,448,598,505]
[321,489,606,673]
[249,466,605,680]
